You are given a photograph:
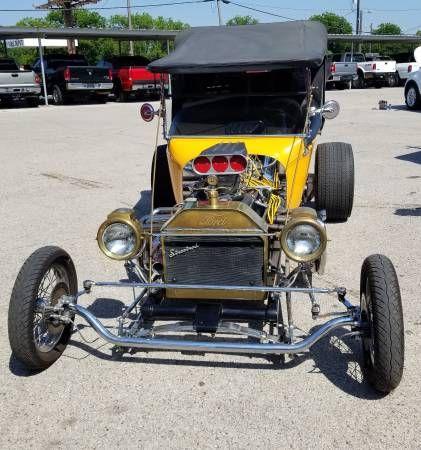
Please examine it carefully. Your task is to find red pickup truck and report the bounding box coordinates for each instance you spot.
[97,56,169,101]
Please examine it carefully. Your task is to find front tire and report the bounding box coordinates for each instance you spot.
[8,246,78,371]
[405,82,421,110]
[151,145,176,208]
[360,255,404,393]
[315,142,354,222]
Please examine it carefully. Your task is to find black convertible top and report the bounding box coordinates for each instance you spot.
[149,21,327,74]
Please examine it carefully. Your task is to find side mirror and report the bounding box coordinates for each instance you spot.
[140,103,158,122]
[320,100,340,120]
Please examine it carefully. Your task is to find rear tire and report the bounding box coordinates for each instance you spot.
[151,145,176,208]
[360,255,404,393]
[315,142,354,222]
[52,85,66,105]
[8,246,78,371]
[118,90,129,102]
[405,82,421,110]
[352,72,365,89]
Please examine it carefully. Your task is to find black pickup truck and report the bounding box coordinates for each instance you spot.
[31,54,113,105]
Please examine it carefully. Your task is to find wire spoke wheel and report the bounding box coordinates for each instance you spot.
[33,265,70,353]
[8,246,77,371]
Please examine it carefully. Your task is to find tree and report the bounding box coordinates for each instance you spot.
[309,12,352,53]
[373,23,401,35]
[7,10,189,65]
[309,12,352,34]
[109,13,188,60]
[417,30,421,36]
[226,15,258,26]
[372,23,406,55]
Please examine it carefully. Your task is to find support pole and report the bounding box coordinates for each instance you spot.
[38,37,49,106]
[216,0,223,26]
[166,40,172,97]
[127,0,134,56]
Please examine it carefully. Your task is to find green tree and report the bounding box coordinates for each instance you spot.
[109,13,188,60]
[371,23,406,55]
[372,23,401,35]
[7,10,189,65]
[226,15,258,26]
[417,30,421,36]
[309,12,352,53]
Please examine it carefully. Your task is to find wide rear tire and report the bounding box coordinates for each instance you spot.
[151,145,176,208]
[8,246,77,371]
[315,142,354,222]
[360,255,404,393]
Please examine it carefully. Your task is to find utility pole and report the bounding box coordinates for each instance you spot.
[36,0,100,54]
[127,0,134,56]
[355,0,361,52]
[355,0,360,36]
[216,0,223,26]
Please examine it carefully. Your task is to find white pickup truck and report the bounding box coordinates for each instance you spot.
[339,52,396,88]
[0,58,41,107]
[393,51,420,85]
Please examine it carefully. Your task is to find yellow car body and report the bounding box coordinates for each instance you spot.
[167,135,312,209]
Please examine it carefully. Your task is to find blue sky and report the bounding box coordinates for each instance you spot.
[1,0,421,33]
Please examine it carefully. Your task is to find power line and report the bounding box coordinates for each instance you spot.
[0,0,208,13]
[224,1,296,20]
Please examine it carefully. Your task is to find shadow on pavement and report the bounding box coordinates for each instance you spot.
[389,104,421,113]
[62,324,382,399]
[395,147,421,165]
[394,207,421,217]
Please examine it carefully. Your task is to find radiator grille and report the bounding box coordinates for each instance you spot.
[163,235,265,289]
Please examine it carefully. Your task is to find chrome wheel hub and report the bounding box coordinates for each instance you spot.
[33,265,69,353]
[407,87,417,107]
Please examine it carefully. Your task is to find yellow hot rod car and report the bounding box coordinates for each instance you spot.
[8,21,404,393]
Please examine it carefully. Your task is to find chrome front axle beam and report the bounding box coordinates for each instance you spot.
[69,303,359,355]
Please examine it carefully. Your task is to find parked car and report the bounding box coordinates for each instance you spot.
[337,52,396,88]
[326,53,357,89]
[0,58,40,107]
[392,50,420,85]
[31,54,113,105]
[97,56,169,101]
[8,22,404,394]
[404,69,421,109]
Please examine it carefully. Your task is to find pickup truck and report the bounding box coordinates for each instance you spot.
[337,53,396,88]
[392,51,420,85]
[31,54,113,105]
[0,58,41,107]
[327,54,357,89]
[97,56,169,101]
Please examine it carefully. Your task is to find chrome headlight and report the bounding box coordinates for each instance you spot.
[280,208,327,262]
[97,208,143,260]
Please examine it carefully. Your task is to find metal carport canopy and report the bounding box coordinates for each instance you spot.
[0,26,178,40]
[1,26,421,43]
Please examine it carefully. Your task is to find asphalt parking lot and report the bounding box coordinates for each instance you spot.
[0,87,420,448]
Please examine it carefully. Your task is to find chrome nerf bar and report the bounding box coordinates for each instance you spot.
[83,280,344,295]
[70,303,358,355]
